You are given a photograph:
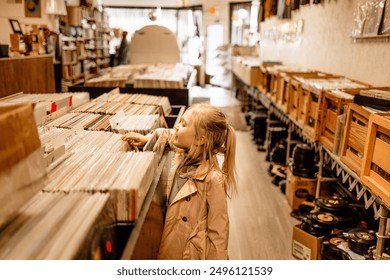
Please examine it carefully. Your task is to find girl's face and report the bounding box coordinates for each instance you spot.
[173,110,198,150]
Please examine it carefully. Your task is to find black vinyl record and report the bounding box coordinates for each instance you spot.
[347,228,377,255]
[301,217,332,237]
[316,196,346,213]
[321,234,348,260]
[309,211,341,226]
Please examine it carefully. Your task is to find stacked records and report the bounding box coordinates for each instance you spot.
[38,127,130,154]
[43,151,157,222]
[0,92,89,111]
[0,192,111,260]
[43,112,160,134]
[44,112,108,130]
[72,101,160,116]
[114,114,160,134]
[320,234,348,260]
[84,73,129,88]
[295,77,365,90]
[133,64,193,89]
[95,92,171,116]
[346,228,377,255]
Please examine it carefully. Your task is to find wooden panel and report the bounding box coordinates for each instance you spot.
[361,114,390,207]
[0,55,55,98]
[340,103,374,175]
[365,171,390,207]
[324,109,337,133]
[344,148,363,174]
[349,121,367,153]
[372,138,390,172]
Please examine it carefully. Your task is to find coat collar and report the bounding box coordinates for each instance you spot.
[169,161,212,205]
[178,160,211,181]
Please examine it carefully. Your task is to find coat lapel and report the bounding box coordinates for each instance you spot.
[170,179,197,205]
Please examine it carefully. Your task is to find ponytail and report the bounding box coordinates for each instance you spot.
[222,124,237,196]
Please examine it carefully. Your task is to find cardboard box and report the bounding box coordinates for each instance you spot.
[292,224,324,260]
[286,168,317,211]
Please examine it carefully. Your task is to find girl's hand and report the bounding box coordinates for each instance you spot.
[122,132,149,147]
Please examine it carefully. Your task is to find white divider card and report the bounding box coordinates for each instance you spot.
[41,107,68,126]
[109,109,126,130]
[44,123,84,152]
[53,95,71,112]
[44,145,66,167]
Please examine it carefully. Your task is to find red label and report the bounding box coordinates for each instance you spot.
[51,102,57,112]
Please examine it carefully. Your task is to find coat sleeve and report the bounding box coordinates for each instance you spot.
[205,171,229,260]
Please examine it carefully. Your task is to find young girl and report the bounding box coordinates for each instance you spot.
[122,103,236,260]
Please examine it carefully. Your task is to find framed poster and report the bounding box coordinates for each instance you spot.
[9,19,23,34]
[25,0,41,18]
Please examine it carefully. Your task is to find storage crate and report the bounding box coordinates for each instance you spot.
[267,67,280,102]
[298,77,368,142]
[232,56,261,87]
[257,62,281,94]
[320,86,385,152]
[339,104,383,175]
[298,82,324,141]
[319,90,355,151]
[361,114,390,207]
[277,71,318,113]
[288,73,337,121]
[267,66,313,105]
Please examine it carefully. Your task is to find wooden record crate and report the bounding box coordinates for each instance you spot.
[298,80,327,141]
[319,89,359,151]
[298,77,360,142]
[361,114,390,207]
[257,62,281,94]
[320,86,386,152]
[267,67,280,102]
[267,68,312,105]
[288,73,337,121]
[277,71,318,113]
[339,103,387,176]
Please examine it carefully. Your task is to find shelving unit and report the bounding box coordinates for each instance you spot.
[62,6,111,91]
[233,72,390,259]
[61,36,84,91]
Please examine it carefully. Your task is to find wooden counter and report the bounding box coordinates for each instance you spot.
[0,55,56,98]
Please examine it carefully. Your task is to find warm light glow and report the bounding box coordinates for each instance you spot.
[208,6,216,15]
[45,0,67,16]
[238,8,248,20]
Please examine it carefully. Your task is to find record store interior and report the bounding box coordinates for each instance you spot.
[1,0,390,261]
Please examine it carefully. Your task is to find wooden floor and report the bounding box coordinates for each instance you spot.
[190,86,298,260]
[228,131,297,260]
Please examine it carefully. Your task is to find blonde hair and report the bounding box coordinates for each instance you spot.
[179,103,237,195]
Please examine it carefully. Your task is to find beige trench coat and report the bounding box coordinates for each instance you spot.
[157,152,229,260]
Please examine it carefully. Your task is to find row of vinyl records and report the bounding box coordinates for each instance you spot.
[44,150,157,222]
[0,91,174,259]
[45,112,161,134]
[0,192,111,260]
[84,63,194,90]
[93,91,172,116]
[0,90,172,118]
